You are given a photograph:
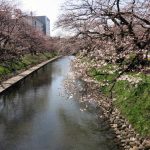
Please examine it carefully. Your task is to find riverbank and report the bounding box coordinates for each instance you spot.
[0,52,57,82]
[0,53,60,93]
[71,56,150,150]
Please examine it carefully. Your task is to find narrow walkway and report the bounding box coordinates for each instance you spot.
[0,57,60,93]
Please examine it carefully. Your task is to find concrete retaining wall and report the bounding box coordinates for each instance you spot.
[0,56,61,94]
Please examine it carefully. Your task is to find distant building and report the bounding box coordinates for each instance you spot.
[24,15,50,36]
[36,16,50,36]
[24,16,44,33]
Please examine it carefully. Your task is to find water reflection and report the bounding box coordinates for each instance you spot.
[0,64,53,122]
[0,56,119,150]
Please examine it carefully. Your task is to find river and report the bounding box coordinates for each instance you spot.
[0,56,119,150]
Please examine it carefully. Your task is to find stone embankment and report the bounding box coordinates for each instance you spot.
[97,92,150,150]
[0,56,60,94]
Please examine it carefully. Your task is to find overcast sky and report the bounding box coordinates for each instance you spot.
[19,0,64,36]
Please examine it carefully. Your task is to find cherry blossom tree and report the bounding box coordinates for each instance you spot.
[57,0,150,70]
[0,0,55,63]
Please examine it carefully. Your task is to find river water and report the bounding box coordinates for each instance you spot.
[0,56,119,150]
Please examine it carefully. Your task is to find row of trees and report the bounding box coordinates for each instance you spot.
[57,0,150,72]
[0,0,56,63]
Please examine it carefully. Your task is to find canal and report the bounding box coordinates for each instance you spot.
[0,56,119,150]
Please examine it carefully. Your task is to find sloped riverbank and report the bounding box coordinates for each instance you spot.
[69,56,150,150]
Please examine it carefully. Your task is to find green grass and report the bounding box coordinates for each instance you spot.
[88,67,150,137]
[0,52,57,82]
[114,80,150,136]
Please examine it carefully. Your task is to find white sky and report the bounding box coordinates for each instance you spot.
[19,0,64,36]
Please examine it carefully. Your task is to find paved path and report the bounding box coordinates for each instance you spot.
[0,56,60,94]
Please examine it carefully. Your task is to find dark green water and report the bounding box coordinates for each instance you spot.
[0,57,119,150]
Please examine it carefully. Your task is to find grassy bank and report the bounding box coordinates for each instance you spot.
[0,52,57,82]
[87,64,150,137]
